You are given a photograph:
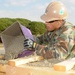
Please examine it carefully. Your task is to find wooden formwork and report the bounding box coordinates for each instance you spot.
[0,73,6,75]
[8,56,75,75]
[0,58,75,75]
[0,64,6,73]
[0,64,6,75]
[6,64,75,75]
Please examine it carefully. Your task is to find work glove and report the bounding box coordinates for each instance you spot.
[24,39,36,50]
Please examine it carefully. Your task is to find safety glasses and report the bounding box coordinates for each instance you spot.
[46,20,58,23]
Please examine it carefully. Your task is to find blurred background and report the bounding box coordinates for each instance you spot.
[0,0,75,24]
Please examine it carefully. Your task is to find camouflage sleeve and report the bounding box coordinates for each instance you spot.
[35,28,75,59]
[34,31,48,45]
[56,28,75,59]
[35,44,57,59]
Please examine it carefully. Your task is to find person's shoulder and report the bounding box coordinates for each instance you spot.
[64,21,74,29]
[64,22,75,34]
[65,21,73,26]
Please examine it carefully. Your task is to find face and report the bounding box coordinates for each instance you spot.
[45,20,62,31]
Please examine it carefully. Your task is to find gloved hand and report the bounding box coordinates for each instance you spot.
[24,39,36,50]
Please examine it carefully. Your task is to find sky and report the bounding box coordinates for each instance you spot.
[0,0,75,24]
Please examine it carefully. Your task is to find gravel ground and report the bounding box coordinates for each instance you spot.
[27,58,64,67]
[0,60,8,64]
[26,57,75,70]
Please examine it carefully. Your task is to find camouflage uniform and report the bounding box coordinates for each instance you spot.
[35,22,75,59]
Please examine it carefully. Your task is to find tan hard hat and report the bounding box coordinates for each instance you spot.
[41,1,68,22]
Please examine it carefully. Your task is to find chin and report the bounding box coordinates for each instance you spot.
[47,29,50,31]
[48,29,54,32]
[47,30,51,32]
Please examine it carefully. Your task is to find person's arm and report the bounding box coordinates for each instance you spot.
[23,31,49,51]
[24,27,75,59]
[35,28,75,59]
[35,31,49,45]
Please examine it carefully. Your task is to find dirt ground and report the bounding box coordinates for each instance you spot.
[27,58,64,67]
[27,58,75,70]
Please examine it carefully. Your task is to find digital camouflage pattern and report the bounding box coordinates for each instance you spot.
[35,22,75,59]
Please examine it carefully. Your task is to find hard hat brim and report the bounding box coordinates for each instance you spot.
[41,14,50,22]
[41,13,67,22]
[41,14,58,22]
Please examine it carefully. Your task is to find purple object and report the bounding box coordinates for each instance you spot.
[20,25,34,41]
[18,24,35,58]
[19,24,35,58]
[18,50,35,58]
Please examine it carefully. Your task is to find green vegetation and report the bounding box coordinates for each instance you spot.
[28,21,46,35]
[0,18,46,35]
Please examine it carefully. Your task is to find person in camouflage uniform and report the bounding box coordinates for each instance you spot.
[24,1,75,59]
